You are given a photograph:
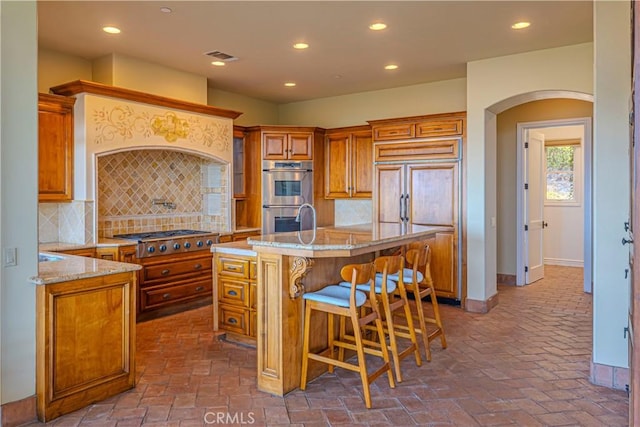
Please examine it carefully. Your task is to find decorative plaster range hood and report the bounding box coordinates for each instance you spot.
[49,80,243,242]
[49,79,242,201]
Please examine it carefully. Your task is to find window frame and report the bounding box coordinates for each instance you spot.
[544,138,582,207]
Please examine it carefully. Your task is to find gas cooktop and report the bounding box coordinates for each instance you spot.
[113,230,219,258]
[114,229,212,241]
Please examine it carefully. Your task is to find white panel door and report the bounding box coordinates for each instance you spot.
[525,131,545,284]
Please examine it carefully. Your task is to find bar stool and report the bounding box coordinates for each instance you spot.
[359,255,422,382]
[390,244,447,361]
[300,262,395,408]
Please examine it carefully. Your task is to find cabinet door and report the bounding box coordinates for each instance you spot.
[324,133,350,198]
[263,133,288,159]
[375,164,404,224]
[407,163,458,227]
[38,94,74,202]
[422,231,457,298]
[118,245,138,264]
[288,133,313,160]
[351,131,373,198]
[233,128,247,198]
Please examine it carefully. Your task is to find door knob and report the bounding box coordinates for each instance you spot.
[622,237,634,245]
[543,221,548,228]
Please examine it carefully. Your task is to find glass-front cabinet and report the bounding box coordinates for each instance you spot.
[233,126,246,199]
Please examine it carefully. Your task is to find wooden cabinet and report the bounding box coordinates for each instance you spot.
[215,252,257,343]
[263,132,313,160]
[370,112,465,301]
[57,247,96,258]
[233,126,247,199]
[324,126,373,199]
[137,251,213,321]
[38,93,75,203]
[36,271,136,421]
[95,245,137,263]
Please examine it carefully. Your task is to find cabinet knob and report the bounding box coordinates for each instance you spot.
[162,293,171,299]
[195,286,204,292]
[228,318,238,324]
[161,269,170,275]
[194,263,202,270]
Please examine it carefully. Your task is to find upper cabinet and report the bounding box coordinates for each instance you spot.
[233,126,247,199]
[38,93,76,202]
[324,126,373,199]
[263,132,313,160]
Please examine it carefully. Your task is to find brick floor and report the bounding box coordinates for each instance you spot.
[28,265,629,426]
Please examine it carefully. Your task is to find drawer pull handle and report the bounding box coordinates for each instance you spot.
[227,265,239,270]
[229,290,238,296]
[161,269,170,276]
[162,293,171,299]
[195,286,204,292]
[194,263,202,270]
[228,318,238,324]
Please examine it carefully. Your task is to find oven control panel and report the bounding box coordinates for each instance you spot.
[137,235,218,258]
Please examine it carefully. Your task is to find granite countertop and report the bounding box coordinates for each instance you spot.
[30,252,142,285]
[247,223,452,258]
[39,238,140,253]
[210,240,256,257]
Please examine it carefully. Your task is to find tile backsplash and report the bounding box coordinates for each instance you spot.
[97,150,229,238]
[39,201,94,244]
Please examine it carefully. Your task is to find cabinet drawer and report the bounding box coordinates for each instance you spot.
[218,304,249,335]
[217,257,250,278]
[375,139,460,162]
[415,119,463,138]
[372,123,414,141]
[144,256,212,281]
[218,278,249,307]
[141,279,212,310]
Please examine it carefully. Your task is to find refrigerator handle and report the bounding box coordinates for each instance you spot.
[404,193,410,223]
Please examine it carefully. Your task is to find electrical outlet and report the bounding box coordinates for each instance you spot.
[3,247,17,267]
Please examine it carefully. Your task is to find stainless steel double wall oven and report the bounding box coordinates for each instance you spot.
[262,160,314,234]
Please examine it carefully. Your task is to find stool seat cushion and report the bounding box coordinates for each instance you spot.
[338,275,397,294]
[303,285,367,307]
[384,268,424,284]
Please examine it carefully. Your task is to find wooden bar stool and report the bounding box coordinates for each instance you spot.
[390,244,447,361]
[300,262,395,408]
[368,255,422,382]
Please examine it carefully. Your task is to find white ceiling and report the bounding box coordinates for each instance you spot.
[37,1,593,104]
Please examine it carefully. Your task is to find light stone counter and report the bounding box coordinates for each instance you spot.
[210,240,257,257]
[247,223,451,257]
[30,252,141,285]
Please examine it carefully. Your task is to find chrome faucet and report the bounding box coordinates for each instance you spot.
[295,203,316,245]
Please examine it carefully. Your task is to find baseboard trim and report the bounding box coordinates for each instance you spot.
[590,360,629,391]
[544,257,584,268]
[497,273,516,285]
[1,395,36,427]
[465,292,499,313]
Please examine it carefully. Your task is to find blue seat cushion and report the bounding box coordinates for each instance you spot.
[338,275,397,294]
[385,268,424,284]
[303,285,367,307]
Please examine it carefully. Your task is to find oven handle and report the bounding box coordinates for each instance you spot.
[263,204,307,209]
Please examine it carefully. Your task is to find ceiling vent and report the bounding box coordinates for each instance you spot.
[204,50,238,62]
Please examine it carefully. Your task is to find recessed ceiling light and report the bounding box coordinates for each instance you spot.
[511,21,531,30]
[384,64,398,70]
[160,7,172,13]
[293,42,309,50]
[369,22,387,31]
[211,61,226,66]
[102,26,121,34]
[284,82,296,87]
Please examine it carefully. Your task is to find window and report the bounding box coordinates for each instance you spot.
[545,139,581,205]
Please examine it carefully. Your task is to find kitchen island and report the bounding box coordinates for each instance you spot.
[248,222,450,396]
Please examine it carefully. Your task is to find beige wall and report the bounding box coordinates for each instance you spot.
[279,78,467,128]
[208,87,279,126]
[496,99,593,275]
[38,48,92,93]
[93,53,207,104]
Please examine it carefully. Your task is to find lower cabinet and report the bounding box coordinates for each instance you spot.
[137,251,213,321]
[215,253,257,343]
[57,247,96,258]
[36,271,136,422]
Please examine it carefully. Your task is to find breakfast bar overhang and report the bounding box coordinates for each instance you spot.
[248,222,451,396]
